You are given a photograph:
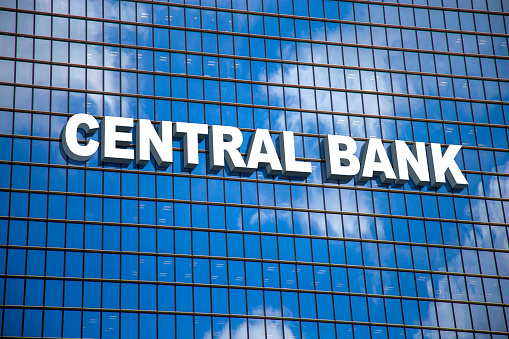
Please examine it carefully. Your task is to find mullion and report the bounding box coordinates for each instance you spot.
[112,0,509,16]
[3,28,509,63]
[2,101,507,131]
[1,303,508,336]
[4,80,507,117]
[3,5,508,39]
[2,244,506,281]
[4,53,509,86]
[2,272,508,307]
[1,216,508,254]
[13,3,30,337]
[5,186,509,222]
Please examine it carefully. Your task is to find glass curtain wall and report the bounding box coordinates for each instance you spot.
[0,0,508,338]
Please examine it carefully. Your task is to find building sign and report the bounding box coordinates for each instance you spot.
[62,114,468,189]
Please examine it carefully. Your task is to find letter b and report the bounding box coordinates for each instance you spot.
[324,135,360,180]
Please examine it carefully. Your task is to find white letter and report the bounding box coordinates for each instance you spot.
[324,135,360,180]
[173,122,208,169]
[280,131,312,177]
[136,119,173,167]
[359,138,396,183]
[101,116,134,164]
[62,113,99,161]
[209,125,246,172]
[427,143,468,189]
[391,141,429,186]
[245,129,282,174]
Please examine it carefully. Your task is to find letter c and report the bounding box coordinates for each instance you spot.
[62,113,100,161]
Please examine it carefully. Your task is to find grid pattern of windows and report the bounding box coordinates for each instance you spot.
[0,0,508,338]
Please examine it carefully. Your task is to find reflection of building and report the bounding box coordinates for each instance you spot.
[1,0,508,337]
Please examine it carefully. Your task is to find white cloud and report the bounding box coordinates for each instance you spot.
[472,160,509,224]
[201,307,296,339]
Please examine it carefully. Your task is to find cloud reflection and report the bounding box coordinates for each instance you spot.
[201,307,296,339]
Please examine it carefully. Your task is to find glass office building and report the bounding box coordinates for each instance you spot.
[0,0,508,338]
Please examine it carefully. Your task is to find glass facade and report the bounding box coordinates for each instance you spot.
[0,0,508,338]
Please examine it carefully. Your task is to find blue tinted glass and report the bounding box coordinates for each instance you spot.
[2,2,505,338]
